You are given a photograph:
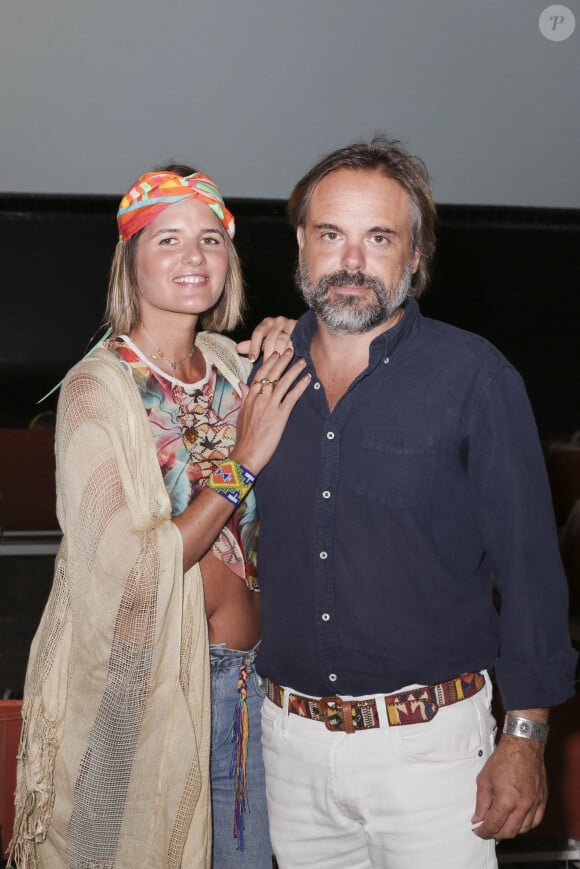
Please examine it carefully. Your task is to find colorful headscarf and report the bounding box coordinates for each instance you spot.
[116,170,235,242]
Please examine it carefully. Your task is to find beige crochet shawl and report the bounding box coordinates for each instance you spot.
[10,333,251,869]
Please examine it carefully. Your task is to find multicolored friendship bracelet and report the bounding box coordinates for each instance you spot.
[205,459,256,506]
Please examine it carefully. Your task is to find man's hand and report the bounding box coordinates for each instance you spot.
[472,729,547,839]
[236,316,297,362]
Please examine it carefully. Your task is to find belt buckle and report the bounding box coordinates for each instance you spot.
[319,696,355,733]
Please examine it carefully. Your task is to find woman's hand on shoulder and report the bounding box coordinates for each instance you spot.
[236,316,297,362]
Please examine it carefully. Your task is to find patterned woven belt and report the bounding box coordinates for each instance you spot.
[265,672,485,734]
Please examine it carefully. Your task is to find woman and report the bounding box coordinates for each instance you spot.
[10,166,307,868]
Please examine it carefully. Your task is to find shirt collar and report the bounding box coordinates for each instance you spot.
[292,298,421,361]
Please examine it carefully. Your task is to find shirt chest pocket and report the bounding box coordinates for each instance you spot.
[354,428,437,508]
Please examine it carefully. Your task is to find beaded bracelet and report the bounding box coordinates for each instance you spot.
[205,459,256,506]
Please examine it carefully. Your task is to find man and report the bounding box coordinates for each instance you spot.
[253,138,577,869]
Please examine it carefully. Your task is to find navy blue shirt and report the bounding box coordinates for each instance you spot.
[255,300,577,711]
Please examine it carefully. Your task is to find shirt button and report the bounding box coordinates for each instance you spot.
[313,382,321,390]
[321,613,330,622]
[322,490,331,499]
[326,431,335,440]
[319,551,328,560]
[328,673,337,682]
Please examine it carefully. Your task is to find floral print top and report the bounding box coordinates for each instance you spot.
[107,336,258,590]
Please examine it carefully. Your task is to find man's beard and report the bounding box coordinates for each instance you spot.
[296,258,414,335]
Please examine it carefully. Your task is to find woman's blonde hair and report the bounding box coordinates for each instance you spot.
[105,163,245,336]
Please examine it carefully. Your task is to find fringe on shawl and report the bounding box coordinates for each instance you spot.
[7,708,61,869]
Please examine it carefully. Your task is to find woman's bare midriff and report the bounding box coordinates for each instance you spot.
[200,550,261,650]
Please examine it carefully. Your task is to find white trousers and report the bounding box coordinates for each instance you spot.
[261,673,498,869]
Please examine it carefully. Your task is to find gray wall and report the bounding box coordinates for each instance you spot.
[1,0,579,206]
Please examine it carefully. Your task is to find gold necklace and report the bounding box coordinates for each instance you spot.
[140,323,194,375]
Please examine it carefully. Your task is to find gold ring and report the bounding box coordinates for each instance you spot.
[256,378,278,394]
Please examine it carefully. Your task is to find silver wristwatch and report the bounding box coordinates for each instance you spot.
[502,714,549,744]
